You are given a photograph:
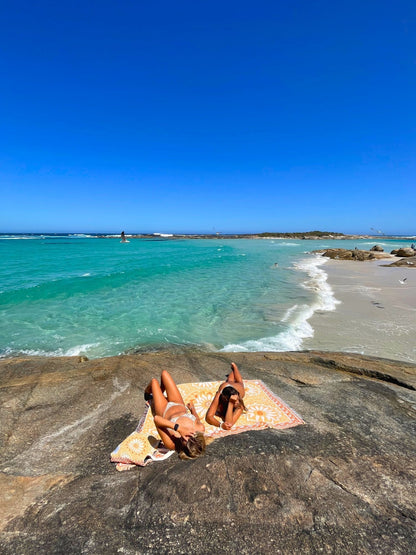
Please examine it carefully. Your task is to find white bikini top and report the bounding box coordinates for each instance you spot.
[163,401,197,424]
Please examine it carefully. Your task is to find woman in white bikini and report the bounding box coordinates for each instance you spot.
[145,370,206,459]
[205,362,247,430]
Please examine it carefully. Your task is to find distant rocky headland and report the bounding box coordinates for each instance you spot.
[98,231,414,240]
[1,350,415,554]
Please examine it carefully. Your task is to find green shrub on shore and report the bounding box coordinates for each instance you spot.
[257,231,345,238]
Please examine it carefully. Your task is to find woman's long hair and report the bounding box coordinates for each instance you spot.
[217,386,247,420]
[175,432,206,460]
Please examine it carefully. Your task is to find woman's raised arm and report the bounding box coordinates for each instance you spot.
[205,390,222,427]
[223,394,243,428]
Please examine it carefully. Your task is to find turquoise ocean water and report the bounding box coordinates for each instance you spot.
[0,235,411,359]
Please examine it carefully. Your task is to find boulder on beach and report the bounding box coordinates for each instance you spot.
[370,245,384,252]
[391,248,415,257]
[386,256,416,267]
[314,248,392,261]
[0,351,415,554]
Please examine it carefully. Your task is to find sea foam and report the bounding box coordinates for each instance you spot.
[0,343,100,359]
[222,254,340,353]
[274,242,301,247]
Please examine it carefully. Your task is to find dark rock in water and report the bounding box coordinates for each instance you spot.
[370,245,384,252]
[0,351,415,554]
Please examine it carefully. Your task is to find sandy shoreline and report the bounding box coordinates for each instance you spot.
[304,257,416,363]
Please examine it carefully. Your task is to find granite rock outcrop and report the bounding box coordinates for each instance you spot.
[0,351,415,554]
[391,248,415,257]
[386,256,416,267]
[313,248,393,261]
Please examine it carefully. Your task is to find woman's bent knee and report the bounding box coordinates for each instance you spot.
[161,369,172,381]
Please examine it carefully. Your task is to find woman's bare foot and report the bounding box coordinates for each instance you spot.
[226,362,238,381]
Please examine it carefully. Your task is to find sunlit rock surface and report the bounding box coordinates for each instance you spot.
[0,351,415,554]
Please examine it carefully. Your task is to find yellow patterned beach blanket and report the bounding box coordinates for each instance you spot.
[111,380,304,471]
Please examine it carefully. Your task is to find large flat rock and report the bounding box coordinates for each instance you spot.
[0,351,415,554]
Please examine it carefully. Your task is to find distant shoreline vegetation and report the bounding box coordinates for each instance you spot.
[98,231,409,240]
[111,230,347,239]
[256,231,345,238]
[1,231,414,240]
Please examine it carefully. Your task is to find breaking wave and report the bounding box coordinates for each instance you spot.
[222,254,340,352]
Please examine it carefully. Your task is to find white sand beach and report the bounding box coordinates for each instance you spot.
[304,258,416,363]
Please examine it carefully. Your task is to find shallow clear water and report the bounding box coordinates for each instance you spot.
[0,235,411,358]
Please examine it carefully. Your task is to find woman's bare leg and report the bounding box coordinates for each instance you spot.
[146,377,177,450]
[227,362,243,384]
[226,362,245,399]
[150,378,168,417]
[160,370,184,405]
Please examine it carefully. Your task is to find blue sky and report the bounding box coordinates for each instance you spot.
[1,1,415,234]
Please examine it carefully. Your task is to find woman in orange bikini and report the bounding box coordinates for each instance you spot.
[145,370,206,459]
[205,362,247,430]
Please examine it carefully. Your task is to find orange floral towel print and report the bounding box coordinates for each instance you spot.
[111,380,304,470]
[190,380,304,438]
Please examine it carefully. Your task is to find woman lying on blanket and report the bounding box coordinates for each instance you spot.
[205,362,247,430]
[145,370,206,459]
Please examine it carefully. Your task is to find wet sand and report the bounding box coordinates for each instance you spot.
[304,258,416,363]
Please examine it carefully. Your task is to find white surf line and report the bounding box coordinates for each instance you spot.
[222,253,340,353]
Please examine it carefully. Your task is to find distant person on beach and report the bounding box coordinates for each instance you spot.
[205,362,247,430]
[144,370,206,459]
